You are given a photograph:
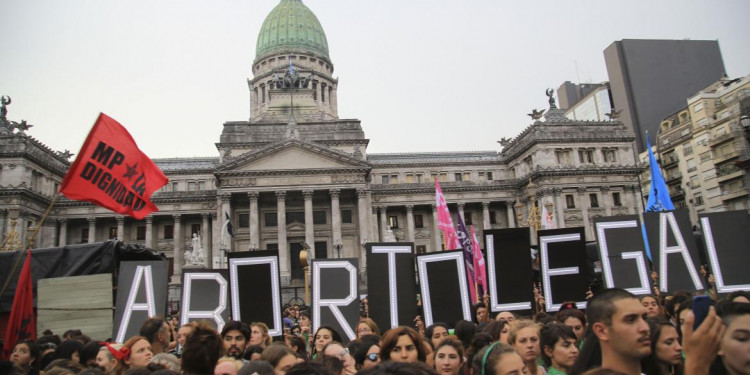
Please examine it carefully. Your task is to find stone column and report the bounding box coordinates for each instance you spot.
[172,214,183,282]
[378,206,388,241]
[220,194,231,251]
[145,216,153,248]
[577,187,591,241]
[601,186,612,216]
[248,192,260,249]
[276,191,289,280]
[58,219,67,246]
[356,189,369,244]
[553,188,565,229]
[457,202,465,222]
[0,210,6,241]
[482,201,491,230]
[432,204,441,252]
[202,213,211,265]
[632,185,645,214]
[303,190,315,250]
[330,189,342,254]
[116,216,125,241]
[406,205,415,242]
[505,201,516,228]
[87,218,96,243]
[371,207,379,243]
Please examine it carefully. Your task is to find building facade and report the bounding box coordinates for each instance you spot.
[640,75,750,223]
[1,0,642,289]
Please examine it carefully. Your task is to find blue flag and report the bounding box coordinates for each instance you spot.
[646,136,675,212]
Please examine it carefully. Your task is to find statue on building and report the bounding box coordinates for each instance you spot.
[545,88,557,109]
[527,109,546,120]
[185,233,205,266]
[384,226,396,242]
[0,95,10,120]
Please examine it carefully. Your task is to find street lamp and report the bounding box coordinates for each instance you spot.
[333,240,343,258]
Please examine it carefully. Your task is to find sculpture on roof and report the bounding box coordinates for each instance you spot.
[498,137,513,148]
[185,233,205,267]
[0,95,10,120]
[527,109,545,120]
[545,88,557,109]
[605,109,623,120]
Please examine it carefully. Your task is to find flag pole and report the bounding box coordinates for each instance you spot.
[0,190,60,299]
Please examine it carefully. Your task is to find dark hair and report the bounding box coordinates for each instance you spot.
[285,361,330,375]
[586,288,636,327]
[674,303,693,340]
[79,341,103,367]
[473,302,489,323]
[181,322,222,375]
[380,326,427,362]
[43,358,85,373]
[533,312,555,325]
[139,316,167,343]
[260,343,296,369]
[453,320,476,349]
[725,290,750,303]
[568,332,602,375]
[14,340,42,373]
[243,345,265,361]
[664,291,692,320]
[481,320,507,342]
[359,361,439,375]
[55,340,84,363]
[311,326,342,357]
[37,334,63,347]
[79,367,106,375]
[221,321,251,341]
[238,360,274,375]
[540,324,577,367]
[424,323,449,342]
[315,355,344,375]
[434,338,465,365]
[351,335,380,367]
[63,330,83,340]
[285,335,308,359]
[556,307,587,327]
[471,343,519,375]
[466,333,492,366]
[641,317,683,375]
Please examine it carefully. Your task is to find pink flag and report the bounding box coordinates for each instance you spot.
[471,226,488,298]
[435,180,460,250]
[541,203,555,229]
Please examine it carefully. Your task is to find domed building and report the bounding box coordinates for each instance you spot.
[0,0,642,297]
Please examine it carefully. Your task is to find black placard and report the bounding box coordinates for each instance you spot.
[366,243,418,331]
[228,251,282,336]
[538,227,589,312]
[699,210,750,293]
[593,215,652,295]
[180,269,230,331]
[112,260,168,343]
[416,250,471,328]
[484,228,534,312]
[312,258,360,343]
[644,210,704,293]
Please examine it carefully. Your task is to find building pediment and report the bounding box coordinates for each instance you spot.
[216,138,371,175]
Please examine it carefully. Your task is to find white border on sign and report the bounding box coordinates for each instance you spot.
[116,265,156,343]
[312,260,358,340]
[485,234,532,311]
[229,256,282,336]
[371,245,412,329]
[657,212,703,292]
[417,252,471,328]
[181,272,228,332]
[701,216,750,293]
[595,220,650,295]
[540,233,587,312]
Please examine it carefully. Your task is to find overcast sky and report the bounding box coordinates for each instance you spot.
[2,0,749,159]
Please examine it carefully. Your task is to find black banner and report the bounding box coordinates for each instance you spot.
[485,228,534,312]
[416,250,471,328]
[593,215,652,295]
[180,269,230,331]
[538,227,589,312]
[699,211,750,293]
[112,260,168,343]
[228,251,282,336]
[644,210,704,292]
[312,258,360,343]
[366,243,418,331]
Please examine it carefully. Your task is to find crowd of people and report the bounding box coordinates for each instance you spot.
[4,288,750,375]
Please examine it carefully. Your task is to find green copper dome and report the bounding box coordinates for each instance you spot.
[255,0,330,62]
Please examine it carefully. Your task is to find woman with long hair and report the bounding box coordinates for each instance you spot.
[350,335,380,371]
[508,320,543,375]
[311,326,342,359]
[641,317,683,375]
[471,343,526,375]
[10,340,41,375]
[96,343,123,373]
[251,322,273,348]
[540,324,580,375]
[260,344,298,375]
[556,308,587,346]
[425,323,450,349]
[379,326,426,363]
[640,295,664,318]
[112,336,153,374]
[355,318,380,340]
[433,338,464,375]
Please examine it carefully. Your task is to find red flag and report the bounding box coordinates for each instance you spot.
[3,251,36,359]
[60,113,168,220]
